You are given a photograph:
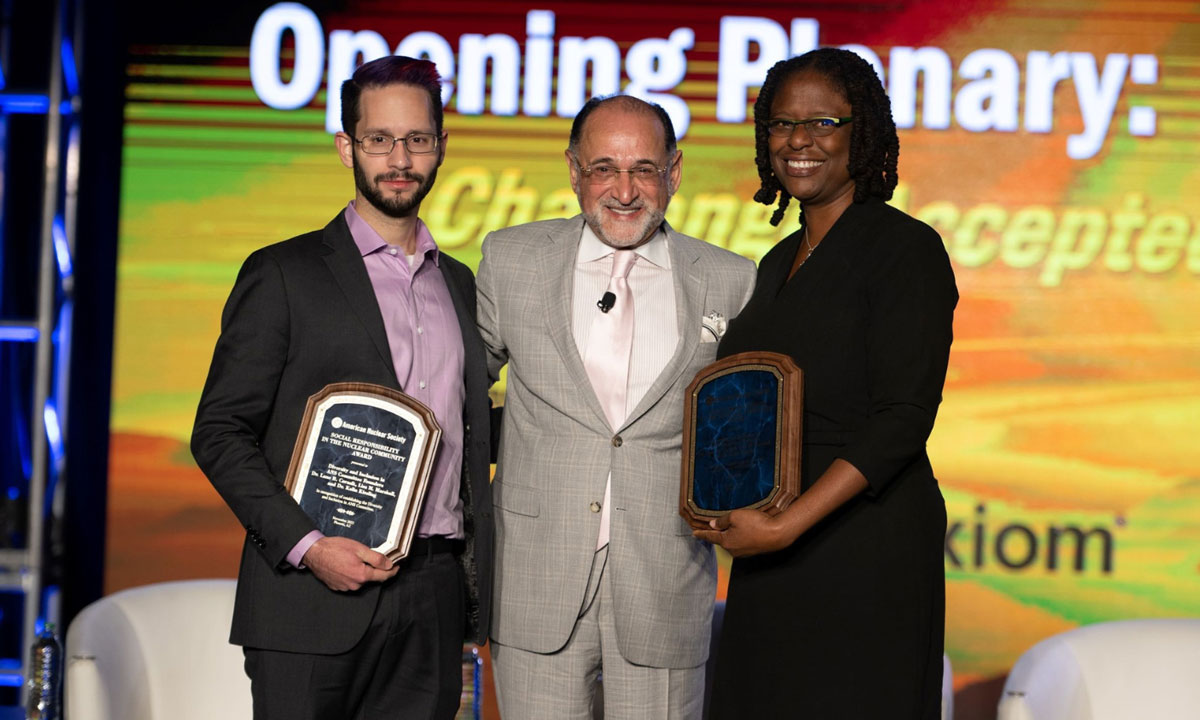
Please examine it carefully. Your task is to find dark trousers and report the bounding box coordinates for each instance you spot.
[244,548,465,720]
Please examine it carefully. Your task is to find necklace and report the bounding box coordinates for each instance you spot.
[787,227,818,280]
[795,227,817,268]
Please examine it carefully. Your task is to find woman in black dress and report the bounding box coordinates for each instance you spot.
[696,49,957,718]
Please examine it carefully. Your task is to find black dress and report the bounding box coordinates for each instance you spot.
[708,198,957,719]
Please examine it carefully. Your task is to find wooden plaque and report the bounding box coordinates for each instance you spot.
[284,382,441,562]
[680,351,803,527]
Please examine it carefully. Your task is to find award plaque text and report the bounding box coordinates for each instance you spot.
[680,351,803,527]
[284,382,441,562]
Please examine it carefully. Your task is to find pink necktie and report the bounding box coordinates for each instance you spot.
[583,249,636,549]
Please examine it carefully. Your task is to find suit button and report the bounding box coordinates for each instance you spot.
[590,501,601,513]
[612,435,622,447]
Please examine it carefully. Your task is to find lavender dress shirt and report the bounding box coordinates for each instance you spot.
[287,202,466,567]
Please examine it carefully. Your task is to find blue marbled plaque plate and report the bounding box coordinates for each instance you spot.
[691,370,779,512]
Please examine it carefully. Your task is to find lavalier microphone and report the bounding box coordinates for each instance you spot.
[597,291,616,313]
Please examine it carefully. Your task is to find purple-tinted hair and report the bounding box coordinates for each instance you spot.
[340,56,443,137]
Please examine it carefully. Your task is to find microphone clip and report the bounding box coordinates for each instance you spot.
[597,291,616,313]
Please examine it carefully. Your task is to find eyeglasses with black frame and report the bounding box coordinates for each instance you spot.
[765,116,853,138]
[570,157,672,186]
[354,132,441,155]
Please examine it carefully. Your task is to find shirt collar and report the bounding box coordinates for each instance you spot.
[577,221,671,269]
[344,201,441,266]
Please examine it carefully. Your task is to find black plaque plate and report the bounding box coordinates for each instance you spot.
[284,382,441,561]
[680,351,802,527]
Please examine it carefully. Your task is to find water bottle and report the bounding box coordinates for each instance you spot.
[457,646,482,720]
[26,623,61,720]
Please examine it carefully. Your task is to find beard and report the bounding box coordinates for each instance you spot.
[580,201,666,249]
[353,154,438,219]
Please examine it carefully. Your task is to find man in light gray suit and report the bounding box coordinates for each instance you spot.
[477,95,755,719]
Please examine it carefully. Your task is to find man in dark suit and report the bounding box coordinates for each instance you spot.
[191,56,492,720]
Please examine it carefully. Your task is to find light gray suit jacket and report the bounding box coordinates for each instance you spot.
[477,215,755,668]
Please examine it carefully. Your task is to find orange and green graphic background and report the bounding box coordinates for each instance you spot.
[109,2,1200,716]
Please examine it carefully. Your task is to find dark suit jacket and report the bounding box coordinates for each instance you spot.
[191,212,493,653]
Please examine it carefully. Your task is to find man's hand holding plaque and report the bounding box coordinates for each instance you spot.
[680,351,803,530]
[302,536,398,592]
[285,382,441,563]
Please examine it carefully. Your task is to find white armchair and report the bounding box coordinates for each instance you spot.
[942,653,954,720]
[996,618,1200,720]
[65,579,252,720]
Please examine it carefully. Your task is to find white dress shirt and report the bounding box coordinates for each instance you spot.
[572,223,679,548]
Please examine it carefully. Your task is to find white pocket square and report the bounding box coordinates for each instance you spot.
[700,311,727,342]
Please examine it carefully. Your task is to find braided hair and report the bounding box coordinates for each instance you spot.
[753,48,899,226]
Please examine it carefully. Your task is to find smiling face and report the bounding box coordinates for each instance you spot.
[768,70,855,216]
[567,104,681,249]
[335,83,445,220]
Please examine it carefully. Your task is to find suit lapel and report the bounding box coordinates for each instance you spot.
[542,216,612,432]
[439,257,482,528]
[439,259,483,385]
[623,227,704,429]
[319,214,398,385]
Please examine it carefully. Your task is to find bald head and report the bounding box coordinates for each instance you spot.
[568,95,677,158]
